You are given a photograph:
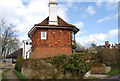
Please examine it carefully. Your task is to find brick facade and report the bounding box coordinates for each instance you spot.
[30,28,72,58]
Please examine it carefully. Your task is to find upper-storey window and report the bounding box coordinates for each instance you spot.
[26,42,28,45]
[71,31,75,41]
[41,32,47,40]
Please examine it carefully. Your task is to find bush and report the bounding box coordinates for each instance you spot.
[92,48,118,66]
[24,53,92,79]
[48,54,68,69]
[15,55,23,72]
[49,53,91,77]
[65,54,91,76]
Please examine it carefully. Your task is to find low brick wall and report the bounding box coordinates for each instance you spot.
[31,47,72,58]
[21,59,31,78]
[21,68,32,79]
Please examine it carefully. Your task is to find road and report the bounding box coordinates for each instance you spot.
[109,74,120,80]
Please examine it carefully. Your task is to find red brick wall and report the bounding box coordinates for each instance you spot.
[31,47,72,58]
[30,28,72,58]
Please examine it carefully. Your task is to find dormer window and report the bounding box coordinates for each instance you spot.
[41,32,47,40]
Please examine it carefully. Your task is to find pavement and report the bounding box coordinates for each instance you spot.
[90,74,108,79]
[4,69,19,80]
[91,74,120,81]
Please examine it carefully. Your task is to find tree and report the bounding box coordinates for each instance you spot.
[88,43,97,54]
[0,18,20,59]
[92,47,118,66]
[75,43,86,53]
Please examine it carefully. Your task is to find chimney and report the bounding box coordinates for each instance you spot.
[49,0,58,25]
[105,41,110,48]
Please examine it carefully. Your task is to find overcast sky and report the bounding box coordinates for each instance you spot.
[0,0,119,47]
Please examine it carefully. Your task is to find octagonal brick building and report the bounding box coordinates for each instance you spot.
[28,0,79,58]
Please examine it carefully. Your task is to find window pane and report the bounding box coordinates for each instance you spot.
[26,42,28,45]
[41,32,47,40]
[72,32,74,41]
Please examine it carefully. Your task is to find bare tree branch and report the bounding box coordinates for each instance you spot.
[0,18,20,59]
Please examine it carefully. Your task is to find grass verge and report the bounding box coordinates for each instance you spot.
[3,69,11,73]
[2,73,7,81]
[13,70,28,80]
[107,68,120,75]
[2,69,9,81]
[84,77,98,79]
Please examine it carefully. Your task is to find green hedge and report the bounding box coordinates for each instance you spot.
[15,55,23,72]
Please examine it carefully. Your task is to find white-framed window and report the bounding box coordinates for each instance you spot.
[41,32,47,40]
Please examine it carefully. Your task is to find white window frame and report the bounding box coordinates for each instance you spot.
[41,32,47,40]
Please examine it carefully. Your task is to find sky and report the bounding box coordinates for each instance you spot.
[0,0,119,47]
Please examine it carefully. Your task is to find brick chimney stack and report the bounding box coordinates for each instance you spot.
[105,41,110,48]
[49,0,58,25]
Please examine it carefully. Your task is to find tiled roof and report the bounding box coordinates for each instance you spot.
[6,48,23,58]
[35,16,75,27]
[28,16,79,38]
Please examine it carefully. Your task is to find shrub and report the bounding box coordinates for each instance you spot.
[23,53,92,79]
[64,54,91,76]
[48,54,68,69]
[15,55,23,72]
[49,53,91,77]
[92,48,118,67]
